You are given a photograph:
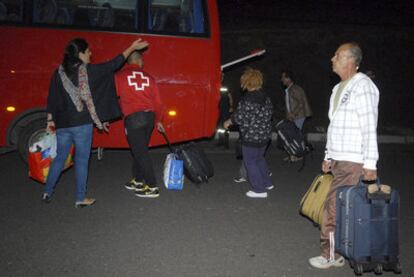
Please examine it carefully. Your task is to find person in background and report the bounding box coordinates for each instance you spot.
[115,50,164,198]
[224,68,273,198]
[309,42,379,269]
[280,70,312,162]
[216,83,234,149]
[43,38,149,208]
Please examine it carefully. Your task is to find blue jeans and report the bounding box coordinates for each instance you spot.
[44,124,93,202]
[242,145,272,193]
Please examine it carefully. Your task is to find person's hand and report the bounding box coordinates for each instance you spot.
[156,122,165,133]
[363,169,377,181]
[131,39,149,51]
[223,119,232,129]
[46,121,55,134]
[321,160,331,173]
[102,122,110,133]
[287,112,295,121]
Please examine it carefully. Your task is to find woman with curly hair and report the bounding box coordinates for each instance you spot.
[224,68,274,198]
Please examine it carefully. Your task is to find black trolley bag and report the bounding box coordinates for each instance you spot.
[177,142,214,184]
[335,179,401,275]
[160,132,213,184]
[275,119,308,157]
[275,119,312,171]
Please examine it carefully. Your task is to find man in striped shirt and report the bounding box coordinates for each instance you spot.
[309,42,379,269]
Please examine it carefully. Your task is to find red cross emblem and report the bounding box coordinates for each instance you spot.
[127,71,150,91]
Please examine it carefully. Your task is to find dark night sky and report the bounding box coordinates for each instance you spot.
[216,0,414,129]
[218,0,414,29]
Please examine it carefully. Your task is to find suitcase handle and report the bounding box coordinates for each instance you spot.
[359,177,392,201]
[160,130,175,153]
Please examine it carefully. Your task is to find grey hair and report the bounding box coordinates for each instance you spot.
[347,42,363,67]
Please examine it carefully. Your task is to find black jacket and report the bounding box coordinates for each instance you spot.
[231,90,273,147]
[47,55,123,129]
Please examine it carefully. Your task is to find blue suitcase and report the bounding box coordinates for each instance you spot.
[335,180,401,275]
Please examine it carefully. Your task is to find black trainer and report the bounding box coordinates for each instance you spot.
[124,179,145,191]
[135,185,160,198]
[147,186,160,193]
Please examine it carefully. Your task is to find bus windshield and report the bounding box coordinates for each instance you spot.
[0,0,221,160]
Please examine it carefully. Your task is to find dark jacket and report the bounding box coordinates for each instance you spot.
[47,55,123,129]
[231,90,273,147]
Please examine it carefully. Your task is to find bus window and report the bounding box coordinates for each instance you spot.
[0,0,23,22]
[148,0,206,35]
[33,0,136,32]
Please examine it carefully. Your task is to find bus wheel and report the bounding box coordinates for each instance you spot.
[18,119,47,163]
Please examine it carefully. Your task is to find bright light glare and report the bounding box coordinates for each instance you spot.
[6,106,16,112]
[168,110,177,116]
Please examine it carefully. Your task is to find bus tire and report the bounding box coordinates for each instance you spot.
[18,119,47,163]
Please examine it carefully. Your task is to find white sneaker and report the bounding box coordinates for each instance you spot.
[266,185,274,190]
[246,191,267,198]
[234,177,247,183]
[309,255,345,269]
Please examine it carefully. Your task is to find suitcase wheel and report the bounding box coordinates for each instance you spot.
[374,263,382,275]
[354,263,364,276]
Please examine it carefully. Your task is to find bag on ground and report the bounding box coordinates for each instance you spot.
[163,153,184,190]
[177,142,214,184]
[28,134,74,184]
[335,179,401,275]
[299,173,333,226]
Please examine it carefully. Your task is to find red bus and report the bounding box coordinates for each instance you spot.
[0,0,221,160]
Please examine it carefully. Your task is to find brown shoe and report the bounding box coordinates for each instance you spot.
[75,198,96,208]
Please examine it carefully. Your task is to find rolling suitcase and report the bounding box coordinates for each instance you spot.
[275,119,312,171]
[299,173,333,226]
[177,142,214,184]
[275,119,309,157]
[335,180,401,275]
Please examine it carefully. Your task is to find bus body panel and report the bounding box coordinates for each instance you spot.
[0,0,221,149]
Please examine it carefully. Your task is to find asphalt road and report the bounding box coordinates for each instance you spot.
[1,141,413,277]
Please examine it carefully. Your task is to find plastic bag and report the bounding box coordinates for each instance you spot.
[29,133,57,158]
[163,153,184,190]
[28,134,74,184]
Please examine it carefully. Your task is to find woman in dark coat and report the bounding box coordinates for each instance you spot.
[224,68,273,198]
[42,38,148,207]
